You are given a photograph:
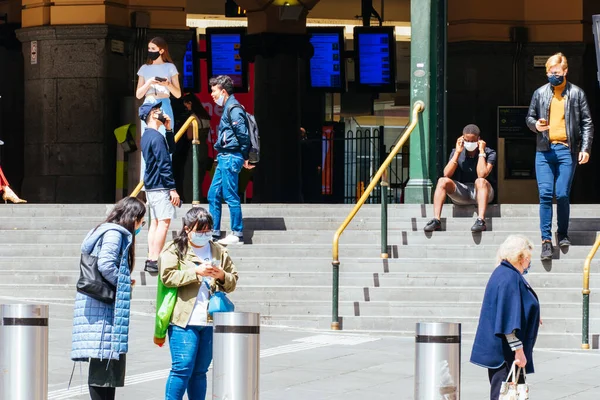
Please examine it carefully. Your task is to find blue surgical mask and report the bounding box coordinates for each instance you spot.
[134,226,142,236]
[190,232,212,247]
[523,261,531,275]
[548,75,564,87]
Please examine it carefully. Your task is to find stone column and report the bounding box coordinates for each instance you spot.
[236,0,320,203]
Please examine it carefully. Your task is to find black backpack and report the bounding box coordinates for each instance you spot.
[228,104,260,164]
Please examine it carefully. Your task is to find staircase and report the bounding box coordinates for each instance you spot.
[1,203,599,349]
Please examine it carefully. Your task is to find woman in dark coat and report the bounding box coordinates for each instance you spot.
[470,235,540,400]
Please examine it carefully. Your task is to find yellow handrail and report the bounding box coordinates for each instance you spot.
[581,232,600,349]
[332,100,424,262]
[130,115,200,199]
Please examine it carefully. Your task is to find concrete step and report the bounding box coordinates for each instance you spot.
[0,230,598,246]
[2,216,600,231]
[0,256,596,273]
[2,203,600,218]
[2,270,594,290]
[0,243,594,259]
[0,284,596,304]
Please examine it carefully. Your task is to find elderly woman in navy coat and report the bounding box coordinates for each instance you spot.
[471,235,541,400]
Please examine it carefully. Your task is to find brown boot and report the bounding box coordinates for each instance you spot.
[2,186,27,204]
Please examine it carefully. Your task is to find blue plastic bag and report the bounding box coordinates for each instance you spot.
[207,291,235,316]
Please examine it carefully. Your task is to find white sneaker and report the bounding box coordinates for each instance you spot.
[217,234,243,246]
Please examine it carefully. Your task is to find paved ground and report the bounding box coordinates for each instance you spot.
[3,298,600,399]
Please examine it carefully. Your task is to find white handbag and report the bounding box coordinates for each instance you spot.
[498,361,529,400]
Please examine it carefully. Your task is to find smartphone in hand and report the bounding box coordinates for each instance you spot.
[155,76,167,82]
[539,118,547,125]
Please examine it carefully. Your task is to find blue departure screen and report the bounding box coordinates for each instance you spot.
[209,33,243,87]
[309,33,343,90]
[357,32,392,87]
[183,39,194,89]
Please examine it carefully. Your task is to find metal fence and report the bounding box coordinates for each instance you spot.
[300,126,410,204]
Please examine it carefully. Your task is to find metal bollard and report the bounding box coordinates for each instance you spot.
[414,322,461,400]
[212,312,260,400]
[0,304,49,400]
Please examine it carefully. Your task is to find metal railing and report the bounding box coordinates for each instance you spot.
[330,101,425,330]
[582,233,600,349]
[130,115,201,204]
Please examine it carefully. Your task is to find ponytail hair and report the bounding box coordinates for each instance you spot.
[174,207,214,260]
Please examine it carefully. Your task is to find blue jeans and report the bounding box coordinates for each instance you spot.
[208,153,244,237]
[165,325,213,400]
[535,144,577,241]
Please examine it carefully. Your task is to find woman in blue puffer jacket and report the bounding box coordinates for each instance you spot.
[71,197,146,400]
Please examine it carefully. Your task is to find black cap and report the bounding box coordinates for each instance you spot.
[138,100,163,121]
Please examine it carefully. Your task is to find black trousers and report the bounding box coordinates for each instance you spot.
[89,386,115,400]
[488,362,526,400]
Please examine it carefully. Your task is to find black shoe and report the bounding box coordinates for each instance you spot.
[558,235,571,248]
[423,219,441,232]
[471,218,487,232]
[541,241,553,261]
[144,259,159,274]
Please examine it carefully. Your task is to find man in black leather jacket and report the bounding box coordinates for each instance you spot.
[526,52,594,260]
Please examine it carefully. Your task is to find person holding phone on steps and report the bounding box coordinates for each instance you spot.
[136,37,182,184]
[526,53,594,260]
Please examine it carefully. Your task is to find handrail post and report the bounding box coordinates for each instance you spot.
[332,260,340,330]
[582,232,600,349]
[380,168,389,259]
[191,119,200,205]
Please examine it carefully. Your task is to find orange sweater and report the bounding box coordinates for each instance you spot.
[549,80,568,144]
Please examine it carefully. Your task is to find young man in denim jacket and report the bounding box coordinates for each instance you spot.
[208,75,253,246]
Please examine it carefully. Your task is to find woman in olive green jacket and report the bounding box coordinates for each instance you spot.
[158,207,238,400]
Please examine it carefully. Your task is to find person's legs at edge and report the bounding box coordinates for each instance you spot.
[488,363,509,400]
[165,325,201,400]
[424,177,456,232]
[0,165,9,187]
[149,218,171,260]
[208,159,224,238]
[221,156,244,238]
[536,149,558,259]
[474,178,492,219]
[89,386,116,400]
[554,146,577,244]
[186,326,213,399]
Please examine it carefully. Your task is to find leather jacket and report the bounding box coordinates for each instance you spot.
[526,81,594,154]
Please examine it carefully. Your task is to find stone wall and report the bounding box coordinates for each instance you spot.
[16,25,189,203]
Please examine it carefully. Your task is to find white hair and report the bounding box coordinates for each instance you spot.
[496,235,534,265]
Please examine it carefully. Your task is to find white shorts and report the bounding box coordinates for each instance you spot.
[146,190,176,221]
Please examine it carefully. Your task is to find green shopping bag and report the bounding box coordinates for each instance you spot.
[154,277,177,347]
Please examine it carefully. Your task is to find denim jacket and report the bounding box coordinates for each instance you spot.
[214,95,250,160]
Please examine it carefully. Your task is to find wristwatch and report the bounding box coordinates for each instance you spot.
[478,153,487,158]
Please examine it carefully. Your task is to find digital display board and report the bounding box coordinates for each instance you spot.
[498,106,530,138]
[206,28,248,93]
[307,27,346,92]
[182,29,200,93]
[353,26,396,93]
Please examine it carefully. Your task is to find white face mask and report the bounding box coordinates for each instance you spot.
[190,232,212,247]
[215,93,225,107]
[464,141,478,152]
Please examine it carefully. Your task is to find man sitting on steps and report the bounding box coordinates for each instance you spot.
[424,124,497,233]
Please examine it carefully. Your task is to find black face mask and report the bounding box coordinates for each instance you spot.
[148,51,160,61]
